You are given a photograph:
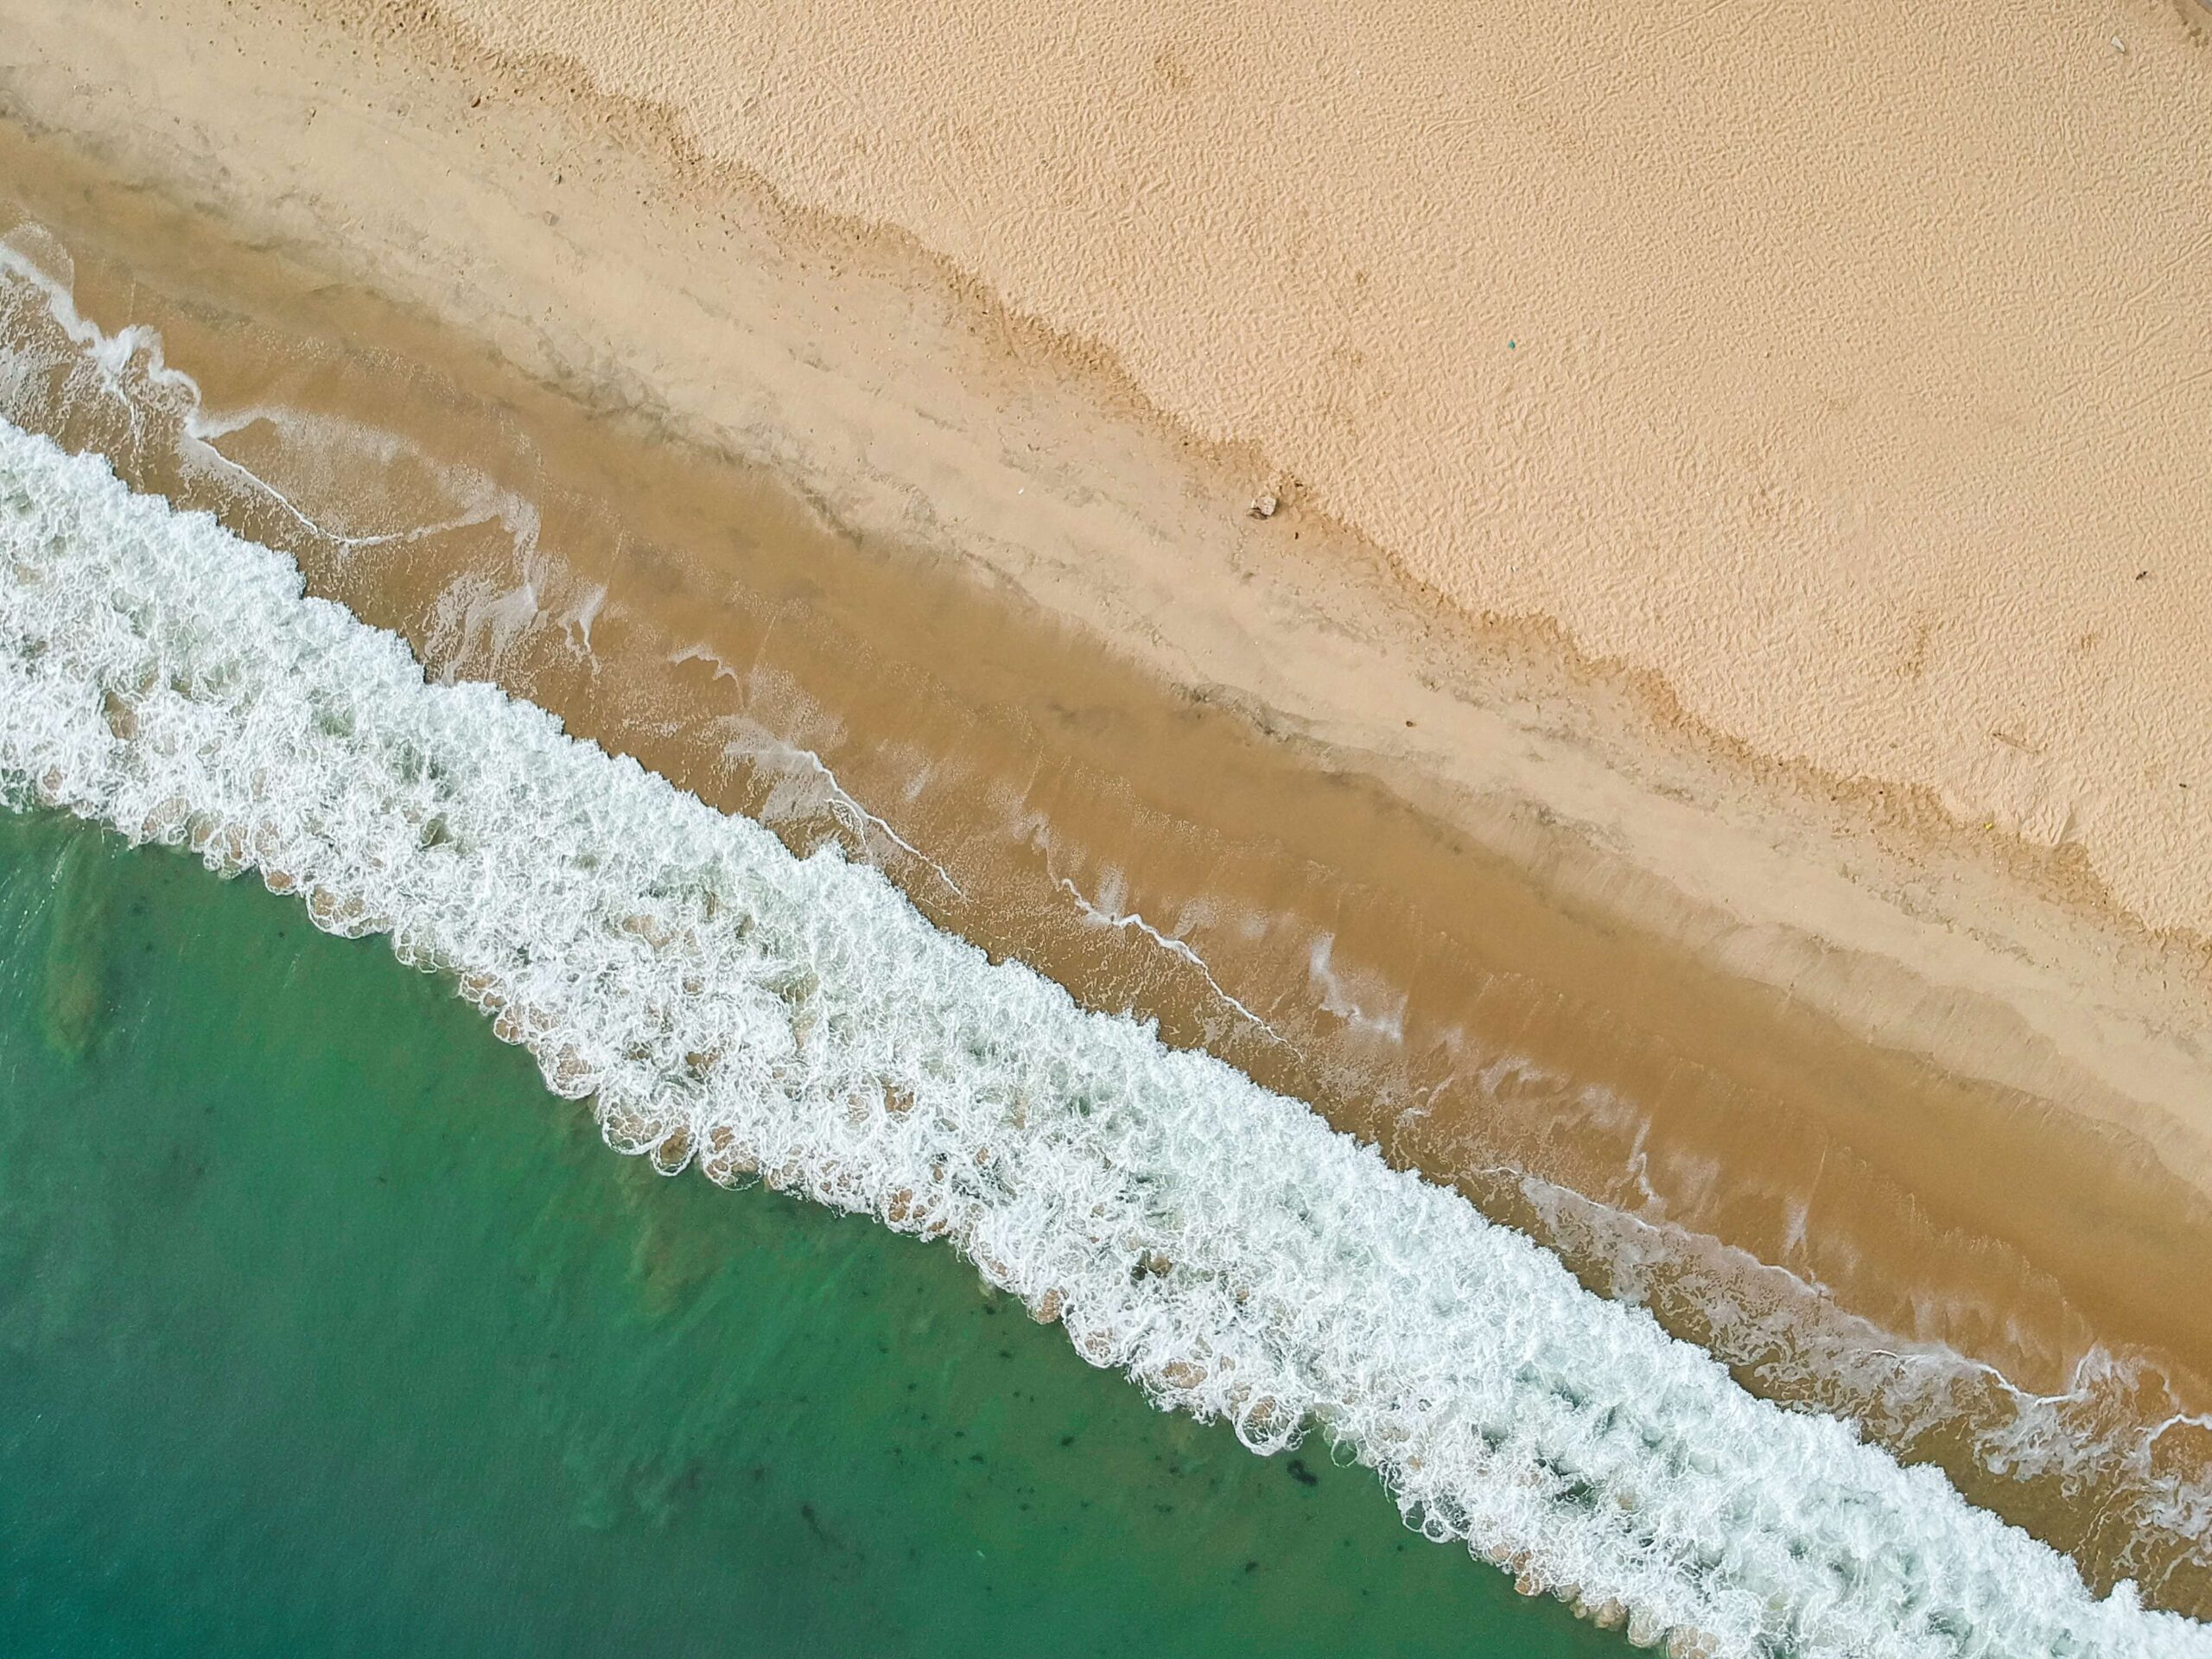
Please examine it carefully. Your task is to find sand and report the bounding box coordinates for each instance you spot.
[3,0,2211,1611]
[437,0,2212,937]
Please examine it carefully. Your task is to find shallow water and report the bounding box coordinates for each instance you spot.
[0,805,1630,1656]
[8,420,2208,1657]
[0,181,2205,1620]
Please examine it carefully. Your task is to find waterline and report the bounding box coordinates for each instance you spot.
[1,423,2204,1656]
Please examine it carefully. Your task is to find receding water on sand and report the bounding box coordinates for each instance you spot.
[3,195,2207,1621]
[0,804,1624,1657]
[5,423,2207,1656]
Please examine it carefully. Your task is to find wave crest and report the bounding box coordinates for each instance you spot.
[2,423,2206,1656]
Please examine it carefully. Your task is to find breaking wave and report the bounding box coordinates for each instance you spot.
[10,219,2212,1616]
[3,425,2208,1656]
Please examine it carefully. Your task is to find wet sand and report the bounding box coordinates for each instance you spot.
[3,0,2211,1612]
[438,0,2212,943]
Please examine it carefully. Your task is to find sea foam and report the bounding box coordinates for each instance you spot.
[0,420,2204,1658]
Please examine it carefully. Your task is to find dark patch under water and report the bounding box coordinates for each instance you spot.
[0,805,1626,1657]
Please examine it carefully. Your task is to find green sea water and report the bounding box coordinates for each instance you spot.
[0,805,1635,1657]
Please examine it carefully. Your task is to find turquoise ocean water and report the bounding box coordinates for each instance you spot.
[0,804,1628,1656]
[0,397,2199,1656]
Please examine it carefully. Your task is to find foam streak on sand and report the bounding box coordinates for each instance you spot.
[0,423,2204,1659]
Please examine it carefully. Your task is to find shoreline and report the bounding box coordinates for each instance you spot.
[4,416,2204,1657]
[3,0,2210,1610]
[430,0,2212,945]
[0,806,1630,1659]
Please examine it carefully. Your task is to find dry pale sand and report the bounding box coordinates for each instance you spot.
[119,0,2204,1204]
[4,0,2212,1607]
[436,0,2212,937]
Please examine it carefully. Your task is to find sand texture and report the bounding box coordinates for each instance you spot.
[435,0,2212,936]
[5,0,2212,1610]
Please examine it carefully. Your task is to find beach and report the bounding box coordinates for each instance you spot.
[0,804,1619,1658]
[3,0,2210,1643]
[436,0,2212,932]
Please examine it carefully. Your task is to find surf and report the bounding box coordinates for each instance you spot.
[1,422,2204,1657]
[8,219,2212,1618]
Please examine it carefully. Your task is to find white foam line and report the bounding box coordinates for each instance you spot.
[668,640,744,684]
[1057,875,1295,1050]
[183,429,465,552]
[1306,929,1407,1043]
[769,737,967,902]
[667,639,960,902]
[3,423,2207,1657]
[1,233,533,561]
[1516,1165,2212,1598]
